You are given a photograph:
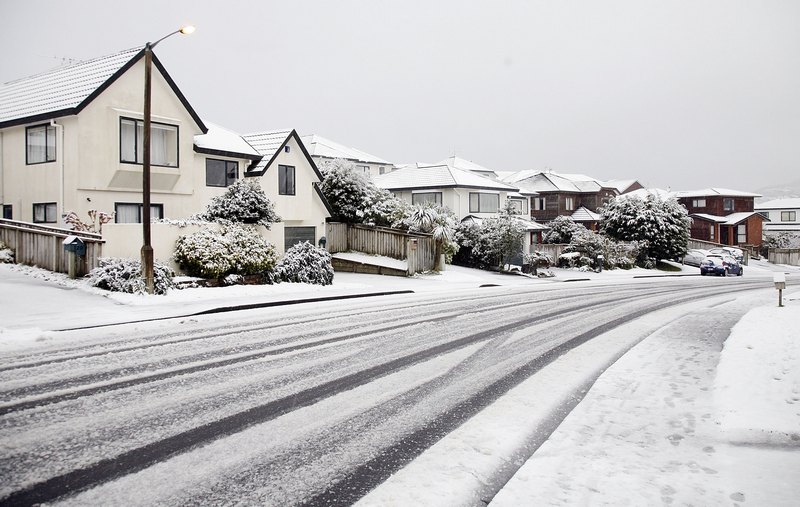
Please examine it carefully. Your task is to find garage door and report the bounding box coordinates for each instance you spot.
[284,226,317,251]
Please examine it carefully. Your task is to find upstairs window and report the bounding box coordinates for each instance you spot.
[533,197,546,211]
[206,159,238,187]
[120,117,178,167]
[692,198,706,208]
[26,124,57,164]
[469,192,500,213]
[356,165,370,175]
[723,198,734,211]
[782,211,797,222]
[33,202,57,223]
[411,192,442,206]
[565,196,575,211]
[279,165,296,195]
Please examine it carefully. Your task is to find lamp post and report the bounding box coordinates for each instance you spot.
[142,25,194,294]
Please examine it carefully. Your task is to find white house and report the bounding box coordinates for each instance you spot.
[373,160,522,220]
[0,46,330,262]
[755,198,800,235]
[299,134,392,179]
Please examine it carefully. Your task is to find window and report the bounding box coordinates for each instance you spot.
[33,202,57,223]
[120,117,178,167]
[692,198,706,208]
[412,192,442,205]
[26,124,57,164]
[761,211,770,220]
[206,159,238,187]
[114,203,164,223]
[709,224,715,240]
[356,165,370,175]
[565,196,575,211]
[2,205,11,219]
[533,197,546,211]
[379,166,386,175]
[723,198,734,211]
[469,193,500,213]
[507,198,528,214]
[782,211,797,222]
[737,224,746,243]
[279,165,296,195]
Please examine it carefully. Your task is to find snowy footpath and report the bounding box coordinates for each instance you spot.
[0,262,799,505]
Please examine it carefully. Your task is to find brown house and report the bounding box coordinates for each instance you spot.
[676,188,765,247]
[501,171,640,229]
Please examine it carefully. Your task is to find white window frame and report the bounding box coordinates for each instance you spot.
[737,224,746,243]
[723,198,734,211]
[114,202,164,223]
[692,198,706,208]
[507,198,528,214]
[565,196,575,211]
[412,192,442,206]
[781,211,796,222]
[469,192,500,213]
[533,197,546,211]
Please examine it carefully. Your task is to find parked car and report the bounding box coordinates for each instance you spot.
[700,255,743,276]
[682,249,710,267]
[708,247,744,263]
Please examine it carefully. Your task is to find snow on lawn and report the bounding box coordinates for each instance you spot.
[715,296,800,443]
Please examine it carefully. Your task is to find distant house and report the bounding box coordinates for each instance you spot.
[373,159,522,220]
[500,171,630,229]
[0,47,330,260]
[675,188,765,247]
[755,198,800,236]
[299,134,392,178]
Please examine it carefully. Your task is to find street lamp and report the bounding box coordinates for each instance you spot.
[142,25,194,294]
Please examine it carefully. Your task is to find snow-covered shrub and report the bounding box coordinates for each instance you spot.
[273,241,334,285]
[557,251,582,268]
[88,257,175,295]
[174,225,278,279]
[0,240,13,263]
[201,179,281,227]
[543,216,589,244]
[318,158,403,225]
[453,213,525,270]
[600,194,690,264]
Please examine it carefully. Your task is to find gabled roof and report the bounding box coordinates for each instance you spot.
[374,162,519,192]
[755,198,800,210]
[501,171,599,194]
[620,188,675,200]
[0,47,206,132]
[603,179,640,193]
[194,122,261,160]
[571,206,601,222]
[299,134,391,165]
[691,211,768,225]
[675,188,761,198]
[439,156,497,176]
[242,129,324,181]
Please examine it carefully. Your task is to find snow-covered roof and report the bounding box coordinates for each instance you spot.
[461,214,549,231]
[242,129,293,172]
[691,212,768,225]
[0,46,208,133]
[374,162,519,192]
[603,179,640,193]
[618,188,675,200]
[1,47,142,126]
[438,156,497,176]
[571,207,601,222]
[755,198,800,210]
[675,188,761,198]
[194,122,260,159]
[500,171,601,194]
[300,134,390,165]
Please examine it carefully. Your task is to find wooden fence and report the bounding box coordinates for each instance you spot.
[530,243,568,260]
[325,223,436,275]
[0,219,104,276]
[769,248,800,266]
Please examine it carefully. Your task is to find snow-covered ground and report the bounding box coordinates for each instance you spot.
[1,260,798,504]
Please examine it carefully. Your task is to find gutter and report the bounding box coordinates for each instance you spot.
[50,120,65,226]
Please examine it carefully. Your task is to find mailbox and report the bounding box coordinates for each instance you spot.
[63,236,86,256]
[318,236,327,249]
[774,272,786,290]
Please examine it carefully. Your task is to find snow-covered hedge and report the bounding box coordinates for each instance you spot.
[174,225,278,279]
[0,240,13,263]
[88,257,176,295]
[200,179,281,227]
[273,241,334,285]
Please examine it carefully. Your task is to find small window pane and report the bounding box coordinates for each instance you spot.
[279,165,295,195]
[412,192,442,206]
[206,159,226,187]
[115,204,140,223]
[26,125,56,164]
[121,119,137,162]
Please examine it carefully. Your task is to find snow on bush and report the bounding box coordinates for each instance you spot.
[200,179,281,227]
[453,214,525,270]
[273,241,334,285]
[542,216,589,244]
[600,194,690,263]
[318,158,403,225]
[174,224,278,279]
[88,257,175,295]
[0,240,13,263]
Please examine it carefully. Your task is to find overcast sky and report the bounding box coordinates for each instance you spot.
[2,0,798,192]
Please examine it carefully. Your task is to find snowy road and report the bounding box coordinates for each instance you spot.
[0,276,774,505]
